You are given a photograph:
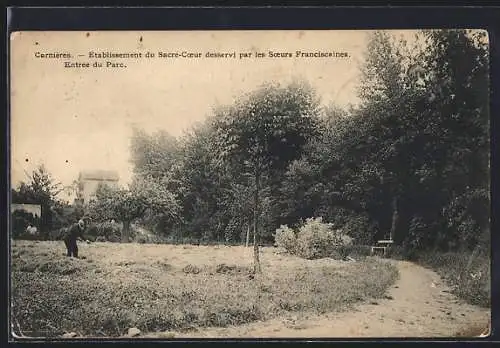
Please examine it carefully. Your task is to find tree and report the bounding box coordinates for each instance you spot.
[88,178,180,242]
[130,127,181,181]
[356,31,415,243]
[213,81,320,273]
[350,29,489,252]
[417,29,490,251]
[283,29,489,253]
[11,165,63,236]
[175,122,228,241]
[129,127,187,235]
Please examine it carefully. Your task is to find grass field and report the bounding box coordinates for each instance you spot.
[10,240,398,338]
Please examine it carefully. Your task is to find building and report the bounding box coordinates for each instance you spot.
[11,203,42,218]
[77,170,120,205]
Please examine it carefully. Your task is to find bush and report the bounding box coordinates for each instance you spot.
[131,226,169,244]
[49,228,64,241]
[11,210,40,239]
[295,217,353,260]
[345,245,372,258]
[136,236,147,244]
[274,225,297,252]
[107,234,121,243]
[274,218,355,260]
[86,221,126,242]
[50,204,85,232]
[385,245,405,260]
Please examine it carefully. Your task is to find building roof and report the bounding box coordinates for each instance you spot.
[79,170,119,181]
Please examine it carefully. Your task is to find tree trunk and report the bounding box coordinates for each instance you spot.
[466,243,481,273]
[253,172,261,274]
[121,220,131,243]
[389,196,398,242]
[246,223,250,248]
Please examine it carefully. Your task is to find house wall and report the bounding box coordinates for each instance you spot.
[11,203,42,217]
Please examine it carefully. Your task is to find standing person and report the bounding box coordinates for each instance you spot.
[63,219,90,258]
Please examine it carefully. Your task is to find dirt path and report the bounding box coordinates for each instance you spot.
[145,260,490,338]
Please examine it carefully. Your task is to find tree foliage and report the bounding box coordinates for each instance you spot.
[286,30,490,253]
[11,165,63,236]
[212,81,320,271]
[87,179,181,242]
[130,127,181,181]
[112,30,488,260]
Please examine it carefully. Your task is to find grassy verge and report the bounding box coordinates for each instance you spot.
[11,241,398,338]
[414,251,490,308]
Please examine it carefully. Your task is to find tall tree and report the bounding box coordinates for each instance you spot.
[130,127,181,182]
[417,29,490,251]
[213,80,320,273]
[352,29,489,252]
[175,122,229,241]
[129,127,184,233]
[88,179,180,242]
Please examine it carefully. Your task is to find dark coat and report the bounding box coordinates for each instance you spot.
[62,223,85,241]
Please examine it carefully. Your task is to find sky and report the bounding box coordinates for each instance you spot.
[10,30,419,196]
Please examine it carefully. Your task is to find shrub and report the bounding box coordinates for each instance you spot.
[274,225,297,253]
[107,234,121,243]
[345,245,372,259]
[295,217,353,260]
[99,221,122,239]
[129,227,172,244]
[49,228,64,241]
[443,188,489,250]
[11,210,40,239]
[86,221,126,242]
[85,224,100,239]
[385,245,405,260]
[136,236,148,244]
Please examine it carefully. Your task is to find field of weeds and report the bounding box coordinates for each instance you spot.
[11,241,398,338]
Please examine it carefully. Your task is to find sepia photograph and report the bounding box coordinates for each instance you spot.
[9,29,490,339]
